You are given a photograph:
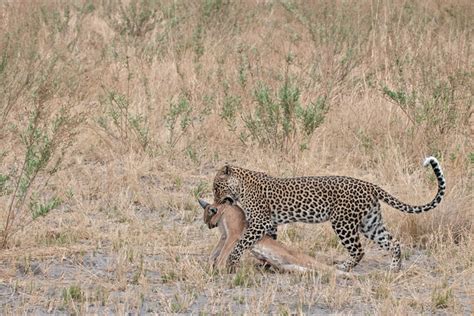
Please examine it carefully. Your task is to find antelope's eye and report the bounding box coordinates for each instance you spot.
[209,207,217,215]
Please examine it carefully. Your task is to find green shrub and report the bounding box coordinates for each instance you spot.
[1,105,79,248]
[30,196,62,220]
[242,81,328,151]
[63,285,83,303]
[220,95,241,131]
[165,96,192,147]
[98,90,151,152]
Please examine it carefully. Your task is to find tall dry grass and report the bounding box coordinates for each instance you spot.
[0,0,472,314]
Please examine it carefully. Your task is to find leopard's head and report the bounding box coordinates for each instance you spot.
[212,165,241,204]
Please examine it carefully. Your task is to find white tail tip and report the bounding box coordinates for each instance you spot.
[423,156,437,167]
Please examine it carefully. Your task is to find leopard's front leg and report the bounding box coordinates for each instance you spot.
[226,210,272,269]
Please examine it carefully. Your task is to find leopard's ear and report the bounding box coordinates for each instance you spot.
[222,164,232,175]
[218,164,232,178]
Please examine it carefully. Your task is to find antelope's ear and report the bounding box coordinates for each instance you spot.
[209,206,218,216]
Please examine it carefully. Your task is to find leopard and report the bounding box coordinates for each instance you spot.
[212,156,445,272]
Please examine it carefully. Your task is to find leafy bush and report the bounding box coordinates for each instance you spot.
[30,196,62,220]
[242,81,328,151]
[165,96,192,147]
[98,90,151,152]
[220,95,241,131]
[383,75,469,156]
[1,105,79,248]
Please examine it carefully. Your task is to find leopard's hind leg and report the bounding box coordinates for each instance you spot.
[360,203,402,271]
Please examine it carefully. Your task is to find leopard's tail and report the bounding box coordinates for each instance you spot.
[376,156,446,214]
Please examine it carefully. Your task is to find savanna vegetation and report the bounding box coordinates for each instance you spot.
[0,0,472,313]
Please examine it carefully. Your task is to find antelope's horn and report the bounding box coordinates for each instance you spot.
[198,198,210,209]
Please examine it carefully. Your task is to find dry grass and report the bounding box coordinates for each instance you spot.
[0,0,472,314]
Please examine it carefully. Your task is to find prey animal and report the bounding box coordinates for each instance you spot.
[198,198,348,275]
